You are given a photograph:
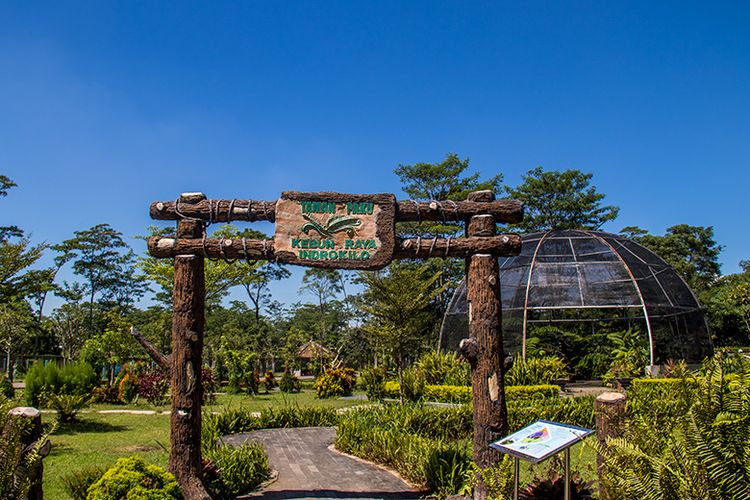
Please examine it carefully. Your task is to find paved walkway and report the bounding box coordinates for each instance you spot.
[224,427,421,500]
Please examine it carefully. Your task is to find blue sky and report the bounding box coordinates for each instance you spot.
[1,2,748,310]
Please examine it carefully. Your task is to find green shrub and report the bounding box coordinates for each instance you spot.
[0,372,14,399]
[315,367,356,398]
[205,406,339,437]
[505,355,568,386]
[60,466,106,500]
[86,455,181,499]
[25,361,98,406]
[118,371,138,404]
[263,371,276,392]
[415,351,471,386]
[335,404,475,494]
[508,396,595,431]
[279,369,301,393]
[627,377,698,427]
[44,392,91,423]
[383,383,560,404]
[601,353,750,499]
[400,367,425,402]
[204,442,270,498]
[360,367,386,401]
[335,411,472,492]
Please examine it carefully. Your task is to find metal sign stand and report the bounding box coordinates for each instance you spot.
[511,448,571,500]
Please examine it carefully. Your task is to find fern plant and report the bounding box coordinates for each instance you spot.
[600,352,750,499]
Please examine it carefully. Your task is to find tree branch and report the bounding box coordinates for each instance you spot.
[130,326,170,371]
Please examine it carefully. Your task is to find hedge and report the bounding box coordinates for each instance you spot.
[383,382,560,403]
[627,377,698,422]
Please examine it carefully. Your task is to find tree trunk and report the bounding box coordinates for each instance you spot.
[169,211,211,499]
[465,191,508,500]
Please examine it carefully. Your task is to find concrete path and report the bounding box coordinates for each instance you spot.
[224,427,421,500]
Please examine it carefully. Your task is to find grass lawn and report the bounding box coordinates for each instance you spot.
[43,389,367,499]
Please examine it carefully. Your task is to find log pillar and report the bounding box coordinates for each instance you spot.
[463,190,508,500]
[595,392,627,500]
[9,406,46,500]
[170,193,210,500]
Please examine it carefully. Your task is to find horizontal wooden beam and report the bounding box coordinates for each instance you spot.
[149,198,523,224]
[147,235,522,260]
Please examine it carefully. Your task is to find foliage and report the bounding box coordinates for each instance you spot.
[394,152,503,238]
[315,367,356,398]
[505,355,569,386]
[137,367,169,406]
[506,166,619,232]
[86,455,181,499]
[24,360,98,406]
[400,366,426,402]
[44,392,91,423]
[279,369,301,394]
[358,262,447,401]
[507,396,595,431]
[91,384,121,404]
[600,352,750,499]
[60,466,106,500]
[415,350,471,386]
[218,342,257,394]
[474,457,515,500]
[53,224,146,317]
[263,370,276,392]
[201,366,217,405]
[360,366,386,401]
[627,377,698,427]
[383,382,561,404]
[0,397,55,499]
[623,224,722,294]
[118,371,138,404]
[603,328,649,384]
[0,299,36,380]
[335,407,473,493]
[203,441,270,499]
[0,372,14,399]
[205,406,339,437]
[520,468,595,500]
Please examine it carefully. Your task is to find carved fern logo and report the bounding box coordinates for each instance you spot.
[301,214,362,238]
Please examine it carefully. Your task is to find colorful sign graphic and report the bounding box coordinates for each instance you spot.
[490,420,594,464]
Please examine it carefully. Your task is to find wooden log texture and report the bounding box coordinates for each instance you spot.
[169,213,211,500]
[9,406,45,500]
[147,234,521,260]
[149,197,523,223]
[595,392,627,500]
[465,193,508,500]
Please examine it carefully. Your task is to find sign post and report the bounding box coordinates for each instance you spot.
[490,420,594,500]
[141,190,524,499]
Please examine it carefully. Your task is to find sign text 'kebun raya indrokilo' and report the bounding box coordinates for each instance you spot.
[273,192,396,270]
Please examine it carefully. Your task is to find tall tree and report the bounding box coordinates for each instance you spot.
[395,153,503,238]
[506,167,619,232]
[0,175,23,241]
[0,299,34,380]
[0,237,46,302]
[394,153,501,314]
[357,262,446,400]
[54,224,145,327]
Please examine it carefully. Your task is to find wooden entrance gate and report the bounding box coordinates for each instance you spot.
[137,190,522,499]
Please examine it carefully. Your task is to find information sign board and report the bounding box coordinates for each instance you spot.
[274,191,396,270]
[490,420,594,464]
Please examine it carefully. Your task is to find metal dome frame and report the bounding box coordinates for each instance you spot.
[440,229,712,365]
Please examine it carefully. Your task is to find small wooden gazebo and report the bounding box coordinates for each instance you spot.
[296,340,332,374]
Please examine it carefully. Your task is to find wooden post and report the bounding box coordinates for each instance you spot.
[9,407,46,500]
[170,193,210,500]
[595,392,627,500]
[463,190,508,500]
